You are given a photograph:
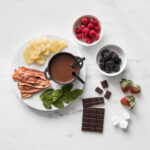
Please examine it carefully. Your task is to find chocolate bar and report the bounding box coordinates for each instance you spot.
[101,80,108,88]
[82,108,105,132]
[104,90,111,99]
[82,97,104,108]
[95,87,103,94]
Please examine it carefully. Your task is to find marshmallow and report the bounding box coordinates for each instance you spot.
[111,116,120,126]
[122,112,130,120]
[119,120,128,129]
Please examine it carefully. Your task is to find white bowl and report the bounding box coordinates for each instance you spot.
[72,15,103,46]
[96,44,127,76]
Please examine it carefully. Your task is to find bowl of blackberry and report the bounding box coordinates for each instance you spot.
[96,44,127,76]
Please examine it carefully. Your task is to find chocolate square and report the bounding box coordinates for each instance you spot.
[104,90,111,99]
[101,80,108,88]
[95,87,103,94]
[82,97,104,108]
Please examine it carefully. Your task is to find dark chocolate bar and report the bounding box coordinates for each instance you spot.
[104,90,111,99]
[82,108,105,132]
[95,87,103,94]
[101,80,108,88]
[82,97,104,108]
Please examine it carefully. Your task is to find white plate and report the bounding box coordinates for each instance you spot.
[11,35,86,111]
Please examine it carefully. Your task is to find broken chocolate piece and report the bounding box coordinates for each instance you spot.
[82,97,104,108]
[95,87,103,94]
[101,80,108,88]
[82,108,105,132]
[104,90,111,99]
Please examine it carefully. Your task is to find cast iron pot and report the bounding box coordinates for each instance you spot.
[44,52,84,85]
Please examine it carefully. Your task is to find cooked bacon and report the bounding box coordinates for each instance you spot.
[18,82,48,89]
[18,84,43,94]
[12,66,50,99]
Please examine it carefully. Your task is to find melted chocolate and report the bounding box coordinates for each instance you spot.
[49,53,79,83]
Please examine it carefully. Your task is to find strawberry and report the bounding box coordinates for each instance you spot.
[131,85,141,93]
[120,79,132,93]
[120,96,135,109]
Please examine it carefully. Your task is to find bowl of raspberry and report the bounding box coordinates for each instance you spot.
[73,15,103,46]
[96,44,127,76]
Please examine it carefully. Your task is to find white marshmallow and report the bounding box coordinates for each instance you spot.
[111,116,120,126]
[119,120,128,129]
[122,112,130,120]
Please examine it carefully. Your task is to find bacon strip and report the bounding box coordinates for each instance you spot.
[12,66,50,99]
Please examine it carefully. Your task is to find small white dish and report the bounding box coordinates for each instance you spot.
[72,15,103,46]
[96,44,127,76]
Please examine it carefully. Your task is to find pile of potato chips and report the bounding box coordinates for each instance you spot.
[23,36,68,65]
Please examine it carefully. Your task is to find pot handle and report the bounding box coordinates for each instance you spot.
[76,57,85,69]
[44,67,51,80]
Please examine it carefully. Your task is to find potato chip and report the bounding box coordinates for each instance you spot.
[23,48,34,65]
[36,55,46,64]
[23,36,68,65]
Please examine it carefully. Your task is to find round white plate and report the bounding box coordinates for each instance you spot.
[11,35,86,111]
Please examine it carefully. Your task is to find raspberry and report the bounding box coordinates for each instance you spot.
[76,33,82,39]
[82,27,89,36]
[90,18,99,26]
[85,37,93,44]
[87,23,94,29]
[82,33,88,38]
[81,17,89,25]
[94,33,100,40]
[89,30,97,37]
[94,25,101,33]
[75,28,82,34]
[80,24,86,30]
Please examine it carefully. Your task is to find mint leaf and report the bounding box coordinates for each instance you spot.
[43,101,52,109]
[40,89,54,101]
[61,89,83,102]
[51,89,63,103]
[62,84,73,92]
[53,99,64,108]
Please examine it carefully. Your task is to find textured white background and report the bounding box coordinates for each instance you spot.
[0,0,150,150]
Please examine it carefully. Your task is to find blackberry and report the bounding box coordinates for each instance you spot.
[99,62,105,70]
[113,64,120,72]
[106,60,115,69]
[101,49,109,57]
[105,67,111,73]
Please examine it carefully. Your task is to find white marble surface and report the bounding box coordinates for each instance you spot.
[0,0,150,150]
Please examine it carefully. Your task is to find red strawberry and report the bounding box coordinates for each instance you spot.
[131,85,141,93]
[81,17,89,25]
[120,79,132,93]
[120,96,135,109]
